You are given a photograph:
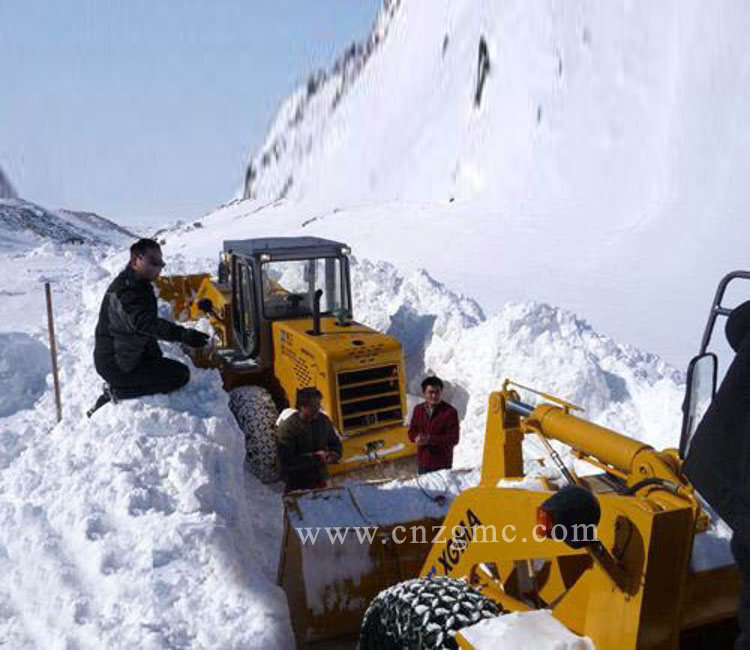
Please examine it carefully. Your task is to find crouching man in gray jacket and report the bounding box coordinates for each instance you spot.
[89,238,208,414]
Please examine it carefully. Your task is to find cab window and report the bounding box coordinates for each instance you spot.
[261,257,345,319]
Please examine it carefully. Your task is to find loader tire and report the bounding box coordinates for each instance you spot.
[359,576,501,650]
[228,385,280,483]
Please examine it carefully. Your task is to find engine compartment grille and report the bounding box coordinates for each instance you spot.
[337,364,403,433]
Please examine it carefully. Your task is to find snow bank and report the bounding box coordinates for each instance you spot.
[0,246,294,649]
[348,258,685,469]
[0,333,49,418]
[461,610,594,649]
[0,198,135,251]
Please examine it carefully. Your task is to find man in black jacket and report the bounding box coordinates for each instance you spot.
[90,238,209,413]
[275,387,342,493]
[684,300,750,649]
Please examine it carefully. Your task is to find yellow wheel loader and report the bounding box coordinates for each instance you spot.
[354,271,749,649]
[155,237,416,483]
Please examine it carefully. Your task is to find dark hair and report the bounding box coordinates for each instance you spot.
[726,300,750,352]
[421,376,444,391]
[130,238,161,258]
[296,387,322,409]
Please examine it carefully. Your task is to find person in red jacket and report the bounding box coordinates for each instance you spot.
[408,376,460,474]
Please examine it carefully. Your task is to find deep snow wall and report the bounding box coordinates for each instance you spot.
[0,244,294,649]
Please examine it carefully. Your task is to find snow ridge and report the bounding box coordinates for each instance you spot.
[242,0,402,201]
[0,199,136,251]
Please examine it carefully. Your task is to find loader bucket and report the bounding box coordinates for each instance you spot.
[277,470,477,647]
[155,273,232,365]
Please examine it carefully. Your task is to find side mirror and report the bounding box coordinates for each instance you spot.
[679,352,718,458]
[537,486,600,550]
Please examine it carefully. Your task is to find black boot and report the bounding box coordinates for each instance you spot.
[86,384,117,418]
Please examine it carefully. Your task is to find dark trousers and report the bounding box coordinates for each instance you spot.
[95,355,190,399]
[732,534,750,650]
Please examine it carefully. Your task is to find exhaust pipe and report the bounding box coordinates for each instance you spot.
[312,289,323,336]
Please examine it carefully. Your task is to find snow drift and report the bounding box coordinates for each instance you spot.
[0,244,294,648]
[0,333,49,419]
[0,198,136,251]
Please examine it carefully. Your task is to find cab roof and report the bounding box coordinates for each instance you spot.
[223,237,348,259]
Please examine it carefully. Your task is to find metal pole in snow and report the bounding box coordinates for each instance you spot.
[45,282,63,423]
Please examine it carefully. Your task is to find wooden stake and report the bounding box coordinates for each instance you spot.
[45,282,63,423]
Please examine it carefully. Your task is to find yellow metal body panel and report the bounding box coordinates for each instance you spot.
[155,274,232,368]
[272,318,415,473]
[154,273,211,320]
[440,386,738,650]
[190,276,232,347]
[682,564,742,630]
[436,488,699,650]
[480,391,524,486]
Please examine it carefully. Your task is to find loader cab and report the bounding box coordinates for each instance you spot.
[224,237,353,369]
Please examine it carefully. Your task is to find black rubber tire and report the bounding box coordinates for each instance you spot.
[228,385,280,483]
[359,577,502,650]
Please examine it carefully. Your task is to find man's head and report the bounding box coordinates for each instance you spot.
[726,300,750,353]
[421,376,444,406]
[296,387,323,421]
[130,238,165,281]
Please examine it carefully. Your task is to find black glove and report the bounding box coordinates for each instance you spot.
[181,328,210,348]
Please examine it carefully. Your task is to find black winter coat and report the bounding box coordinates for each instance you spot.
[684,301,750,540]
[275,412,342,491]
[94,265,187,373]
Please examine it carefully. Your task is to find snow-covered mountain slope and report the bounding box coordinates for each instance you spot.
[0,167,15,199]
[248,0,750,210]
[2,1,744,644]
[0,199,136,251]
[243,0,402,201]
[238,0,750,367]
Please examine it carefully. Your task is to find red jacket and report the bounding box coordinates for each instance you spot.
[408,401,459,471]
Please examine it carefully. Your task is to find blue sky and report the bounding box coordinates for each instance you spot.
[0,1,381,224]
